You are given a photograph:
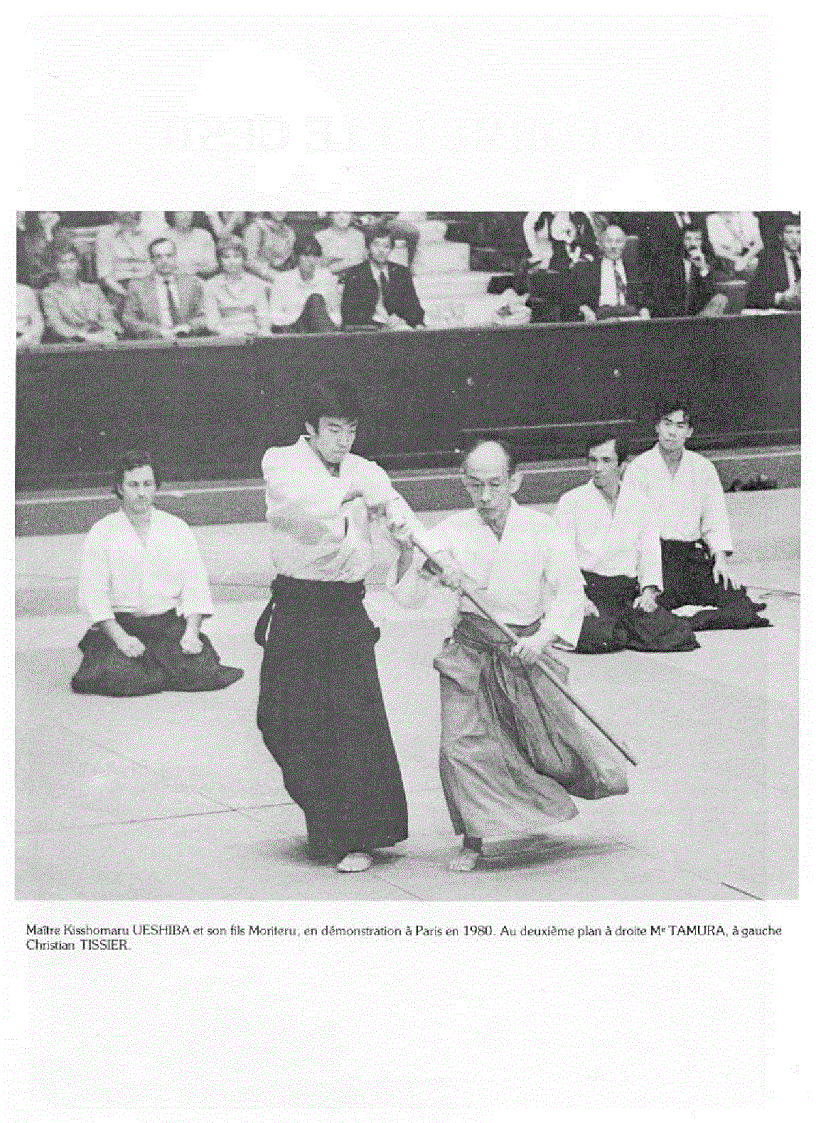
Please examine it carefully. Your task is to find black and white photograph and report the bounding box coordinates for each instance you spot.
[9,11,806,1121]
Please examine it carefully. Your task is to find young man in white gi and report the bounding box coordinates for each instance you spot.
[621,400,769,631]
[256,380,429,873]
[395,439,629,871]
[555,432,698,652]
[72,451,243,695]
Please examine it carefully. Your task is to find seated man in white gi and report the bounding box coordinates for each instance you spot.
[394,439,629,871]
[555,433,698,653]
[71,451,243,696]
[621,400,769,631]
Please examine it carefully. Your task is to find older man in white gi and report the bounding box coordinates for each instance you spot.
[395,439,629,871]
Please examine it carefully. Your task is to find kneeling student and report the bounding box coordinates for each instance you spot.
[72,451,243,696]
[555,433,698,653]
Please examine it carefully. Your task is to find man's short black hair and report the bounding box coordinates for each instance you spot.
[656,396,693,426]
[460,437,518,477]
[293,233,322,259]
[584,431,630,464]
[300,380,362,429]
[113,450,160,497]
[365,223,394,249]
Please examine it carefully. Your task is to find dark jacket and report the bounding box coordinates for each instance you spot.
[562,255,645,321]
[340,259,424,328]
[745,244,800,309]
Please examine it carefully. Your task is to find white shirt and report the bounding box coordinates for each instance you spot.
[262,437,425,583]
[621,445,733,553]
[416,500,585,646]
[555,481,662,590]
[78,508,214,625]
[315,225,366,272]
[706,212,761,260]
[599,257,627,306]
[268,266,341,327]
[167,227,218,277]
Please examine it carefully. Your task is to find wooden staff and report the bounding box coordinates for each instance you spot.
[411,536,638,767]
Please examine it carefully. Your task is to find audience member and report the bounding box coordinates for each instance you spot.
[165,212,218,278]
[19,211,73,289]
[563,224,650,321]
[95,212,153,308]
[41,244,121,344]
[269,234,342,333]
[706,211,763,275]
[341,224,425,329]
[71,450,243,697]
[745,213,801,311]
[203,211,247,240]
[204,236,272,337]
[122,237,208,340]
[244,211,296,279]
[648,225,728,318]
[356,212,421,267]
[16,282,44,347]
[315,212,367,274]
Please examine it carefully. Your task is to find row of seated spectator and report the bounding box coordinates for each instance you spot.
[16,221,426,347]
[520,211,800,321]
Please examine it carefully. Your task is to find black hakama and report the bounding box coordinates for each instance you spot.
[71,610,244,696]
[575,572,699,653]
[658,539,770,630]
[255,575,408,861]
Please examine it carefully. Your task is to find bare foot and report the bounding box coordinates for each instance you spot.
[336,852,373,873]
[449,847,480,872]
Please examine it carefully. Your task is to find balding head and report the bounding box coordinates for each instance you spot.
[601,224,627,261]
[461,439,521,535]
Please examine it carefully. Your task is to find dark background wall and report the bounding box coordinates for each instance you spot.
[17,314,800,491]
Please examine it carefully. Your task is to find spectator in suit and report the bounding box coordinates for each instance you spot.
[17,282,44,347]
[563,224,650,322]
[41,243,122,344]
[706,212,763,275]
[269,234,342,333]
[95,211,153,309]
[244,211,296,280]
[315,212,367,274]
[341,224,425,329]
[648,225,728,319]
[746,214,801,311]
[122,237,208,340]
[165,212,218,278]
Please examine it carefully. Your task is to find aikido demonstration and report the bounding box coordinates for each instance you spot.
[21,368,791,898]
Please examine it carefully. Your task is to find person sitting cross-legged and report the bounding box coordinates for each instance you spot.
[555,433,698,653]
[268,235,342,333]
[71,451,243,697]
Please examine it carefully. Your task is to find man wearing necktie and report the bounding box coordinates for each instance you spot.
[565,224,651,322]
[123,237,209,340]
[746,213,801,311]
[341,224,425,329]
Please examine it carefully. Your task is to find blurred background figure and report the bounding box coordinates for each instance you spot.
[19,211,73,289]
[41,243,121,343]
[315,212,366,275]
[204,236,272,337]
[244,211,296,279]
[95,211,153,311]
[165,211,218,278]
[16,281,44,347]
[706,211,763,276]
[203,211,247,240]
[746,213,801,311]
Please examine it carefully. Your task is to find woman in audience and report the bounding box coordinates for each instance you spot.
[19,211,73,288]
[17,280,44,347]
[315,212,366,274]
[165,211,219,277]
[244,211,296,280]
[204,235,272,338]
[41,243,121,344]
